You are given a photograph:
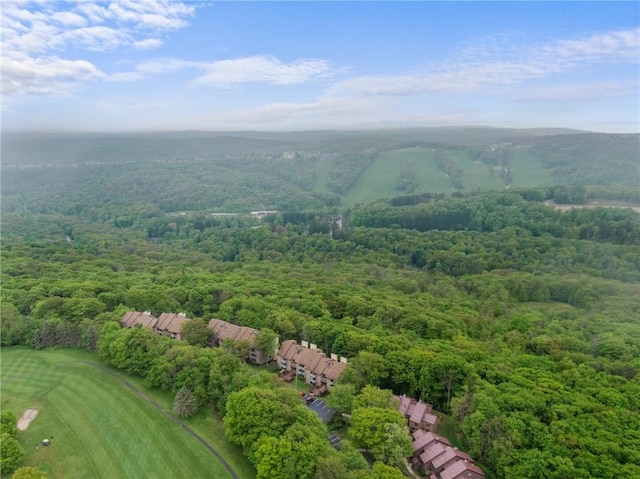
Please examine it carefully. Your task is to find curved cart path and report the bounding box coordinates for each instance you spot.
[64,361,240,479]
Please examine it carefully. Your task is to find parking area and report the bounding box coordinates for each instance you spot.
[302,393,335,424]
[300,393,342,449]
[328,433,341,450]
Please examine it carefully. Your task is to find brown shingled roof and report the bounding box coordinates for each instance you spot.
[308,353,329,374]
[278,340,299,360]
[156,312,190,334]
[214,321,242,341]
[208,319,261,347]
[322,359,346,380]
[398,396,413,416]
[208,318,224,331]
[419,441,447,465]
[412,431,450,454]
[423,412,439,426]
[439,460,485,479]
[410,401,428,424]
[431,447,472,471]
[236,326,257,343]
[293,346,325,368]
[122,311,156,329]
[276,341,346,381]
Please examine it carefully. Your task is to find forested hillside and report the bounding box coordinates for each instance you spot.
[3,129,638,214]
[2,129,639,478]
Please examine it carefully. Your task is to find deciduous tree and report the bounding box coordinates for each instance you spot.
[0,411,18,437]
[11,466,47,479]
[323,384,355,415]
[255,328,278,364]
[181,318,213,348]
[0,433,24,475]
[349,407,407,463]
[352,385,397,410]
[173,386,198,417]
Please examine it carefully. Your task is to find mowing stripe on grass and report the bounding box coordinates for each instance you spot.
[1,349,239,479]
[69,361,240,479]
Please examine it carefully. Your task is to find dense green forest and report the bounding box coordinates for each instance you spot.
[2,128,639,478]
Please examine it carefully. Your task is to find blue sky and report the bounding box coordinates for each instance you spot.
[2,1,639,132]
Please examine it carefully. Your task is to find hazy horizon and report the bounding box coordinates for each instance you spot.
[0,124,609,136]
[2,1,639,134]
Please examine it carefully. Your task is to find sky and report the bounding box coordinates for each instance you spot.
[1,1,639,133]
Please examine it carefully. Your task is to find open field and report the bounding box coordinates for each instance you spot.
[346,148,450,205]
[0,348,249,479]
[344,146,556,205]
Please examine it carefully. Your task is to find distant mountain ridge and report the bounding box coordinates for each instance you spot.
[2,127,638,214]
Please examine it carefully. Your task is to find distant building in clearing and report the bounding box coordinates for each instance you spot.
[250,210,278,219]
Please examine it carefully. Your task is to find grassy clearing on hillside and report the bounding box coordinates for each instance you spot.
[443,151,505,191]
[343,147,526,205]
[339,146,559,205]
[345,148,450,205]
[0,348,244,479]
[507,149,553,187]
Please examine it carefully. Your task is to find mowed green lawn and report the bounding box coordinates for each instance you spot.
[0,348,238,479]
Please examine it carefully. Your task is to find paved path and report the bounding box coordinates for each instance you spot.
[69,361,239,479]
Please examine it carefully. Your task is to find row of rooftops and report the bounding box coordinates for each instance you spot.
[208,318,259,345]
[412,429,485,479]
[277,339,347,381]
[121,311,190,335]
[121,312,273,364]
[121,312,261,346]
[398,395,439,431]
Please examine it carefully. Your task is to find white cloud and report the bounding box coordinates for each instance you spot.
[548,28,640,62]
[133,38,164,50]
[108,58,199,81]
[74,3,109,24]
[328,27,640,98]
[208,95,387,125]
[1,0,195,97]
[60,26,132,52]
[1,53,103,96]
[107,0,195,30]
[108,55,337,86]
[192,56,335,86]
[515,81,639,101]
[51,11,87,28]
